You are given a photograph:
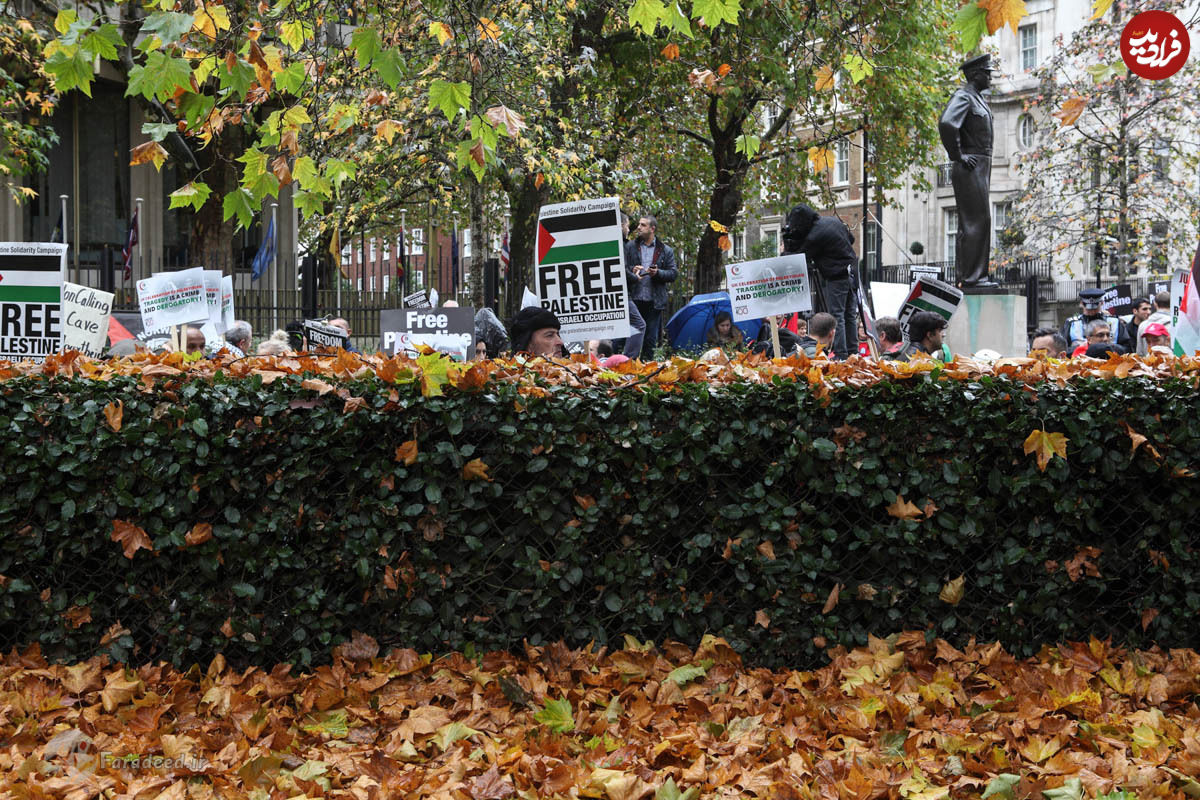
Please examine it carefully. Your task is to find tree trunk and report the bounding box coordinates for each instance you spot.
[694,121,749,295]
[190,154,239,271]
[503,176,548,321]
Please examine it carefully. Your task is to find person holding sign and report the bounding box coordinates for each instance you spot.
[781,205,858,359]
[625,215,678,360]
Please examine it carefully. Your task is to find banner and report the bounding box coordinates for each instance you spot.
[109,312,170,352]
[60,281,113,357]
[725,254,812,322]
[0,242,67,363]
[909,264,943,283]
[221,275,235,331]
[301,319,349,349]
[202,270,224,333]
[137,268,208,332]
[380,307,475,360]
[1171,243,1200,356]
[535,197,631,341]
[897,276,963,343]
[1100,283,1133,317]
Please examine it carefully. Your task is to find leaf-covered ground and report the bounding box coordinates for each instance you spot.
[3,633,1199,800]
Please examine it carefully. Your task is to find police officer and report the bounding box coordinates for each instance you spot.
[1060,288,1130,351]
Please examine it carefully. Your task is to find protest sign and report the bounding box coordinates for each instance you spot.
[221,276,235,330]
[380,307,475,360]
[909,264,943,283]
[535,197,630,340]
[301,319,349,349]
[60,282,113,357]
[0,242,67,363]
[202,270,224,332]
[1170,242,1200,356]
[1100,283,1133,316]
[725,254,812,322]
[137,268,207,332]
[897,276,963,343]
[403,289,432,309]
[109,312,170,351]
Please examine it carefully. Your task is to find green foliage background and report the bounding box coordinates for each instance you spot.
[1,371,1198,667]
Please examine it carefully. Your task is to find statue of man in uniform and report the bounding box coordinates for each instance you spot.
[939,54,999,288]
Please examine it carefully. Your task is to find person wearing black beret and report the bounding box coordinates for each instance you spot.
[508,306,566,358]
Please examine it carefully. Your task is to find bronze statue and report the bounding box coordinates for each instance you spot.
[939,54,998,288]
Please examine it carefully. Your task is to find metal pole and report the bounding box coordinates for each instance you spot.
[59,194,68,250]
[271,203,279,330]
[335,206,342,314]
[401,209,408,295]
[72,95,80,284]
[134,197,143,293]
[452,212,459,300]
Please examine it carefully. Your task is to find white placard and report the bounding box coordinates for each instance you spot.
[137,267,208,332]
[60,281,113,357]
[725,254,812,322]
[221,275,235,330]
[534,196,631,340]
[202,269,224,333]
[0,242,67,363]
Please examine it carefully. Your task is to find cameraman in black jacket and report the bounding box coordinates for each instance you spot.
[781,204,858,359]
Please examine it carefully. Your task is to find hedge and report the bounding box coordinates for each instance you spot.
[1,350,1198,668]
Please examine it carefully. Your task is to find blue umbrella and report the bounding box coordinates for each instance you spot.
[666,292,763,350]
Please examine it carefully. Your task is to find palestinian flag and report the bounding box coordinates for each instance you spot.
[1172,240,1200,356]
[536,207,621,265]
[905,277,961,320]
[0,251,62,304]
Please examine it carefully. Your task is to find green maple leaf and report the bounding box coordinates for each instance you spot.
[54,8,77,34]
[177,92,215,128]
[141,12,194,47]
[373,48,405,90]
[534,696,575,733]
[735,134,760,159]
[168,182,213,212]
[45,47,95,97]
[980,774,1020,800]
[664,2,694,37]
[293,190,325,218]
[81,25,123,60]
[953,3,988,52]
[126,51,193,102]
[325,159,357,193]
[629,0,667,33]
[691,0,740,27]
[293,156,319,187]
[280,20,309,51]
[276,62,307,95]
[666,659,713,686]
[141,122,177,142]
[428,80,471,121]
[656,777,700,800]
[351,26,381,69]
[432,721,480,751]
[219,58,256,99]
[222,188,256,229]
[843,53,875,83]
[1042,778,1082,800]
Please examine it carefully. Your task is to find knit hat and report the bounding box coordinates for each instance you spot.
[509,306,561,353]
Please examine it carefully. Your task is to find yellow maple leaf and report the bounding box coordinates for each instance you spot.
[129,141,169,170]
[429,20,453,45]
[477,17,501,42]
[1023,428,1068,471]
[18,186,37,199]
[808,146,834,173]
[886,494,922,521]
[1054,96,1086,127]
[814,65,835,92]
[1091,0,1114,18]
[375,119,403,144]
[939,575,965,605]
[192,3,231,39]
[462,458,493,482]
[979,0,1028,35]
[708,219,728,233]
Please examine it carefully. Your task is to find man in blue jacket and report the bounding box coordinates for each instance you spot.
[624,215,678,360]
[781,204,858,359]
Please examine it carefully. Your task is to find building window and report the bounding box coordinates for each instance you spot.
[763,103,782,133]
[834,139,850,185]
[1154,139,1169,180]
[864,221,879,270]
[944,209,958,261]
[1019,24,1037,71]
[369,239,375,261]
[409,228,424,255]
[1017,115,1035,150]
[761,226,780,256]
[462,228,472,257]
[992,201,1012,250]
[732,230,745,261]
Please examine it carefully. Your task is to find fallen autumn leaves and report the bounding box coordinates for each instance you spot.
[4,633,1199,800]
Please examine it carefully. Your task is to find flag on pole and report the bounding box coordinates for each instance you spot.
[51,209,64,243]
[397,228,406,277]
[121,207,139,280]
[1172,240,1200,356]
[251,216,276,282]
[329,226,346,278]
[499,230,510,281]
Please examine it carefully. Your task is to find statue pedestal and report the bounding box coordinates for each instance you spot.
[946,292,1027,357]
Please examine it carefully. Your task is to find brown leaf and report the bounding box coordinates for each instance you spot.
[185,523,213,547]
[343,396,367,414]
[62,605,92,629]
[60,660,103,694]
[468,764,515,799]
[574,494,596,510]
[99,621,130,645]
[333,631,380,661]
[756,540,776,560]
[395,439,418,465]
[130,140,169,169]
[754,609,770,628]
[718,233,731,251]
[1054,95,1086,127]
[1065,546,1102,582]
[886,494,923,521]
[939,575,965,605]
[271,155,292,185]
[484,104,527,136]
[104,400,123,432]
[534,172,545,190]
[821,583,842,614]
[717,63,731,77]
[1141,607,1159,630]
[661,43,680,60]
[419,514,445,542]
[220,617,235,638]
[111,519,154,559]
[1023,428,1068,472]
[462,458,493,482]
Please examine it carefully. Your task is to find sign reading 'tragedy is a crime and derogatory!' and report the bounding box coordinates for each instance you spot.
[137,267,208,332]
[0,242,67,363]
[535,197,631,341]
[725,254,812,322]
